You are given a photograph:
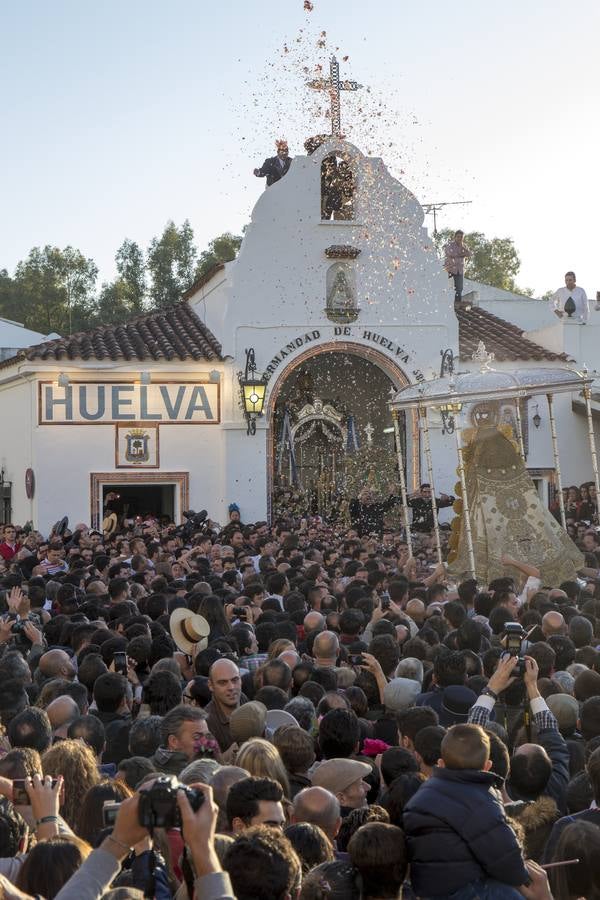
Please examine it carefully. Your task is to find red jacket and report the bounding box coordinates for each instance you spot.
[0,542,20,561]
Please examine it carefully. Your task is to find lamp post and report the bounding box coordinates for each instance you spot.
[238,348,267,436]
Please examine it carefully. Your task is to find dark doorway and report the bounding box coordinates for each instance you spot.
[102,483,176,522]
[271,350,405,521]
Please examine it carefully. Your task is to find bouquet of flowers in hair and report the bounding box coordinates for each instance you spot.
[193,733,220,759]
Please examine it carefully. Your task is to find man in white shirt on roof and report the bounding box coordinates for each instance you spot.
[552,271,589,323]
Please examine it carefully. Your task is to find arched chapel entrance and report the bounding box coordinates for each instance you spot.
[267,342,419,523]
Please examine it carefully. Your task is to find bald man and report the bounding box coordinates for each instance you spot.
[86,580,108,596]
[304,611,325,634]
[38,649,76,681]
[206,659,244,752]
[405,599,426,627]
[292,786,341,843]
[46,695,80,738]
[312,631,340,668]
[542,611,566,638]
[279,649,301,670]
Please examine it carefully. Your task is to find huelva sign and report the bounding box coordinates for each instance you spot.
[39,381,220,424]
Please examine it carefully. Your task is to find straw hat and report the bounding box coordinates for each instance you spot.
[169,608,210,655]
[102,513,118,537]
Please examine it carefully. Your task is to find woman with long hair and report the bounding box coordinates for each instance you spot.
[76,779,133,847]
[16,835,91,899]
[549,820,600,899]
[577,482,596,522]
[235,737,291,798]
[198,594,230,641]
[42,739,100,830]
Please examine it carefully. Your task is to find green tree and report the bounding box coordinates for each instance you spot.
[434,229,529,294]
[115,239,146,314]
[0,225,246,336]
[0,269,17,322]
[196,232,243,279]
[94,280,139,326]
[147,220,198,307]
[7,246,98,335]
[93,239,148,327]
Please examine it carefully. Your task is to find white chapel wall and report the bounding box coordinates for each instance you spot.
[0,376,35,525]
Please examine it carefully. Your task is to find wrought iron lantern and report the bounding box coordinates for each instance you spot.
[238,348,267,436]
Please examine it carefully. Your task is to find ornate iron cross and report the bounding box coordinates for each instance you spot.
[307,56,362,137]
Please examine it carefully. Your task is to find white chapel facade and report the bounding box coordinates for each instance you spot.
[0,133,598,531]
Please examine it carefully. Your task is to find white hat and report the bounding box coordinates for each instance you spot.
[169,608,210,655]
[265,709,299,739]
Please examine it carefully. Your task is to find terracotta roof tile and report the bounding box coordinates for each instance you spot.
[457,306,570,363]
[0,302,222,369]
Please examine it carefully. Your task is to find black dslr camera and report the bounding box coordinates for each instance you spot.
[503,622,527,677]
[176,509,209,541]
[7,616,33,650]
[137,775,204,829]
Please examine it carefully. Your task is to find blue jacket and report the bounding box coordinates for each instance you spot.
[403,767,529,897]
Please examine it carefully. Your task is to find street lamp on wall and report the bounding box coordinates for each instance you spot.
[439,400,463,435]
[238,348,267,436]
[532,403,541,429]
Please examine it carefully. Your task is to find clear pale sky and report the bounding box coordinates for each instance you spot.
[1,0,598,296]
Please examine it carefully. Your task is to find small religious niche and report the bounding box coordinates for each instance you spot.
[325,262,360,323]
[321,153,355,221]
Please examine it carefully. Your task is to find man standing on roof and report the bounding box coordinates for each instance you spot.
[551,271,589,323]
[444,230,471,303]
[254,140,292,187]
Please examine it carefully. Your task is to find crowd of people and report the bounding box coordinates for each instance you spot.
[0,497,600,899]
[553,483,600,530]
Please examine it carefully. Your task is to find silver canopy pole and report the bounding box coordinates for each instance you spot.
[392,410,413,556]
[514,400,525,460]
[583,383,600,521]
[547,393,566,529]
[454,413,475,578]
[420,407,442,565]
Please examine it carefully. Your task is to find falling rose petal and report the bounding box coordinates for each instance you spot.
[303,0,314,9]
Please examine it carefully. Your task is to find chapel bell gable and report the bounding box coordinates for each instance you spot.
[306,137,363,223]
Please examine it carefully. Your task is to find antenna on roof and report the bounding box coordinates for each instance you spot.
[421,200,472,235]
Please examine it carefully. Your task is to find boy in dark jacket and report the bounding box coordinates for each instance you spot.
[403,723,529,899]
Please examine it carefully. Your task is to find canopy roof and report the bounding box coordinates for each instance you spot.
[390,344,591,411]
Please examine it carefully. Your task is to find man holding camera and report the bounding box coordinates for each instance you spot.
[468,654,569,812]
